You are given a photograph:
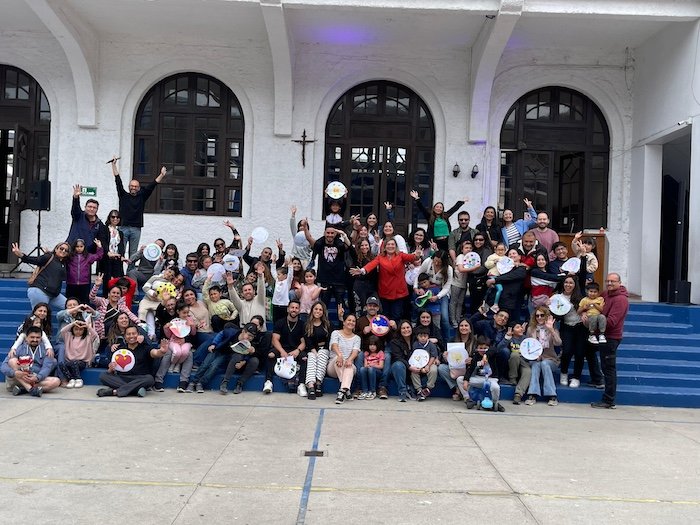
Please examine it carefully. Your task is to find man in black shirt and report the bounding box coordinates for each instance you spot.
[97,325,168,397]
[111,157,167,269]
[266,300,306,393]
[310,226,351,310]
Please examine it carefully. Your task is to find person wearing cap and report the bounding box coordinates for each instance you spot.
[219,322,259,395]
[353,295,396,399]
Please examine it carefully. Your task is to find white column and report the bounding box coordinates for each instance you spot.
[688,123,700,303]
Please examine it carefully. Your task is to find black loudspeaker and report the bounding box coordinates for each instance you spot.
[666,280,691,304]
[27,180,51,211]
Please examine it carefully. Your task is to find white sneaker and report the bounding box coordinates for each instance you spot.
[297,384,308,397]
[569,378,580,388]
[598,335,607,344]
[588,335,598,344]
[74,379,84,388]
[358,392,368,400]
[559,373,568,386]
[66,379,76,389]
[263,380,273,394]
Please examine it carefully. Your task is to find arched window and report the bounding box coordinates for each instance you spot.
[499,87,610,231]
[324,81,435,235]
[133,73,244,215]
[0,65,51,263]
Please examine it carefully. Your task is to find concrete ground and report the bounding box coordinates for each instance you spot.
[0,388,698,525]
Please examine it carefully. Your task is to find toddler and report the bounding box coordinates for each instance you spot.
[578,282,607,344]
[358,336,385,399]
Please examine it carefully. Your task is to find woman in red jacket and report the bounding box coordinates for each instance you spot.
[350,239,420,321]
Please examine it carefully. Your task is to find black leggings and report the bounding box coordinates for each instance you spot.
[58,360,87,380]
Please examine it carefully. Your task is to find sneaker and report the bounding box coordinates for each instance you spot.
[398,391,407,402]
[66,379,76,389]
[297,384,308,397]
[29,386,43,397]
[186,382,196,393]
[96,387,113,397]
[352,389,361,399]
[195,382,205,393]
[307,387,316,400]
[154,382,165,392]
[496,403,505,412]
[525,396,536,406]
[598,335,607,344]
[548,396,559,406]
[422,387,431,398]
[219,381,229,395]
[335,391,345,404]
[559,373,568,386]
[513,393,522,405]
[405,389,416,401]
[587,382,605,389]
[367,392,376,400]
[358,392,368,400]
[466,399,476,409]
[233,382,243,394]
[74,379,84,389]
[569,378,580,388]
[137,387,146,398]
[12,385,26,396]
[588,335,598,344]
[177,381,190,393]
[417,390,426,402]
[378,386,388,400]
[591,401,616,409]
[263,380,273,394]
[315,385,323,397]
[345,389,353,400]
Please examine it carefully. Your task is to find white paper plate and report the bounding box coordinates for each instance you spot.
[496,257,514,275]
[548,294,572,316]
[325,181,347,200]
[370,315,391,336]
[112,349,135,372]
[561,257,581,273]
[168,318,191,338]
[222,254,240,272]
[207,263,225,281]
[446,343,469,369]
[251,226,269,244]
[294,231,308,247]
[462,252,481,270]
[408,349,430,368]
[143,243,162,262]
[520,338,543,360]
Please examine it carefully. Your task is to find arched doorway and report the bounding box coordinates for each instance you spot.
[324,81,435,235]
[133,73,245,216]
[0,65,51,264]
[499,87,610,232]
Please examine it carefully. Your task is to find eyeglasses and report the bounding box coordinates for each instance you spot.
[186,260,198,264]
[458,219,469,222]
[606,280,620,284]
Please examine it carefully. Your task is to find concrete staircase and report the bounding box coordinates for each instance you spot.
[1,277,699,407]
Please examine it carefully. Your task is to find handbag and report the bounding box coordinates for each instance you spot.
[274,356,299,379]
[27,254,55,286]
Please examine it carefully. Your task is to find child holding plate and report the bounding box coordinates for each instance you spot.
[409,326,439,401]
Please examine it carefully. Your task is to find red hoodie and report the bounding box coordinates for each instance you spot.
[602,285,629,340]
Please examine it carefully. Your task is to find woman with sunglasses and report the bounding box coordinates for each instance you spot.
[476,206,502,250]
[466,234,493,314]
[524,307,562,406]
[12,241,71,311]
[98,209,126,295]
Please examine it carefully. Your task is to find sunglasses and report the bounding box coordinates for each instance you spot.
[474,238,485,242]
[215,243,225,247]
[57,246,69,252]
[535,314,546,318]
[109,215,120,219]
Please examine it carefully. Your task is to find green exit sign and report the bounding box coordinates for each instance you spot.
[80,187,97,197]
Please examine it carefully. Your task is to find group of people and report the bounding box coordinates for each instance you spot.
[3,161,628,410]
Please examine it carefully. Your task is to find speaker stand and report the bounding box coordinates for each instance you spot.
[10,209,45,273]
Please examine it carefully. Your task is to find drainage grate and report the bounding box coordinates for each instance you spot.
[302,450,326,457]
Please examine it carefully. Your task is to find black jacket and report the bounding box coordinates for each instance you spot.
[22,252,66,297]
[115,175,158,228]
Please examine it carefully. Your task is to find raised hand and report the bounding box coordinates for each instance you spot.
[523,197,533,209]
[73,184,82,198]
[384,201,393,210]
[94,273,104,287]
[410,190,419,200]
[291,205,297,216]
[94,239,102,248]
[11,243,23,257]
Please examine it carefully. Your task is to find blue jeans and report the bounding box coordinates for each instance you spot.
[529,359,558,397]
[119,226,142,271]
[27,287,67,312]
[192,350,229,387]
[193,334,217,366]
[359,366,381,392]
[438,294,450,342]
[390,361,408,394]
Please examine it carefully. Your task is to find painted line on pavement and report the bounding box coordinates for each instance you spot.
[296,408,325,525]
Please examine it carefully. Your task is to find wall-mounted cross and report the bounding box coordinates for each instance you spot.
[292,129,316,168]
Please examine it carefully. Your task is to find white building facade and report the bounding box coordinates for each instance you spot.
[1,0,699,301]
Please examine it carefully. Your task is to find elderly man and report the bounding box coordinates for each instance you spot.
[111,158,167,268]
[2,326,60,397]
[591,273,629,410]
